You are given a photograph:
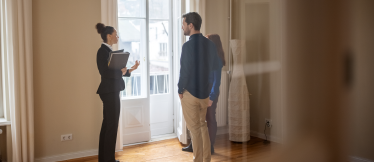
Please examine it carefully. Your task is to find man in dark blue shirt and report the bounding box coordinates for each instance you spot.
[178,12,220,162]
[177,20,220,99]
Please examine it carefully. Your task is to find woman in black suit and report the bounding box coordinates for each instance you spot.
[95,23,139,162]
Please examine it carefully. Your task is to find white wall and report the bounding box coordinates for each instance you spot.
[0,17,3,118]
[0,41,3,119]
[349,0,374,160]
[205,0,230,71]
[33,0,102,159]
[231,0,283,142]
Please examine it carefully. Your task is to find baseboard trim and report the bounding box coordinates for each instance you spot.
[349,156,374,162]
[250,130,281,143]
[34,129,281,162]
[35,149,98,162]
[35,148,124,162]
[216,127,281,143]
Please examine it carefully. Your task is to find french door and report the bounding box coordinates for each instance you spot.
[117,0,174,145]
[148,0,174,137]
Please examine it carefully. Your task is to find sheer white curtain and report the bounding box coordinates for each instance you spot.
[1,1,14,161]
[1,0,34,161]
[101,0,123,151]
[101,0,120,51]
[189,0,206,34]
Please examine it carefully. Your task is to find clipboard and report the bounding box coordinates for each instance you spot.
[108,50,130,70]
[107,49,124,61]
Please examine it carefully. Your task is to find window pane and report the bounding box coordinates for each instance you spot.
[118,19,147,98]
[149,0,169,19]
[177,18,182,57]
[118,0,146,18]
[149,20,170,94]
[150,74,169,94]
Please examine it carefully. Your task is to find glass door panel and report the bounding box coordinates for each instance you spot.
[149,0,174,137]
[118,19,147,98]
[118,0,146,18]
[149,20,170,95]
[149,0,170,19]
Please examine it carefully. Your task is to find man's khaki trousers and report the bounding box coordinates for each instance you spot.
[181,90,211,162]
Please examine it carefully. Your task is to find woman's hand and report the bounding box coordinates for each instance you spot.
[121,67,128,75]
[129,60,140,73]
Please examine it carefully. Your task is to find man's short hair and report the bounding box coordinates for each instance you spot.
[182,12,202,31]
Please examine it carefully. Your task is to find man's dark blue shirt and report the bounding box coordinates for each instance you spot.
[178,33,220,99]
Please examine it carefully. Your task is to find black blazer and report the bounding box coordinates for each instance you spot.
[96,44,131,94]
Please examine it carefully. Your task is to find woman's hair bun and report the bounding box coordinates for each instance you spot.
[96,23,106,34]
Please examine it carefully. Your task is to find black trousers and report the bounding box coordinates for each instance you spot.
[99,91,121,162]
[206,84,219,147]
[206,92,219,147]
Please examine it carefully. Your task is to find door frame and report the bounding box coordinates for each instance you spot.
[173,0,188,144]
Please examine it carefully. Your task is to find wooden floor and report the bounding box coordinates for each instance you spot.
[61,134,278,162]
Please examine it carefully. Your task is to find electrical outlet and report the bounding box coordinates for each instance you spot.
[265,119,272,128]
[61,134,73,141]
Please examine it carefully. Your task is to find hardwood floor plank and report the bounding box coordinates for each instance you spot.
[60,134,278,162]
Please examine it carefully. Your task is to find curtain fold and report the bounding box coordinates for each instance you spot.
[7,0,34,161]
[189,0,206,34]
[101,0,119,51]
[1,1,15,161]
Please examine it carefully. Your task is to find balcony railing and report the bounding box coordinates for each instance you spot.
[121,72,170,98]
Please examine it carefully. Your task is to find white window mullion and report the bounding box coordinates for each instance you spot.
[118,17,146,19]
[0,0,4,119]
[146,0,150,97]
[0,0,13,121]
[149,19,170,21]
